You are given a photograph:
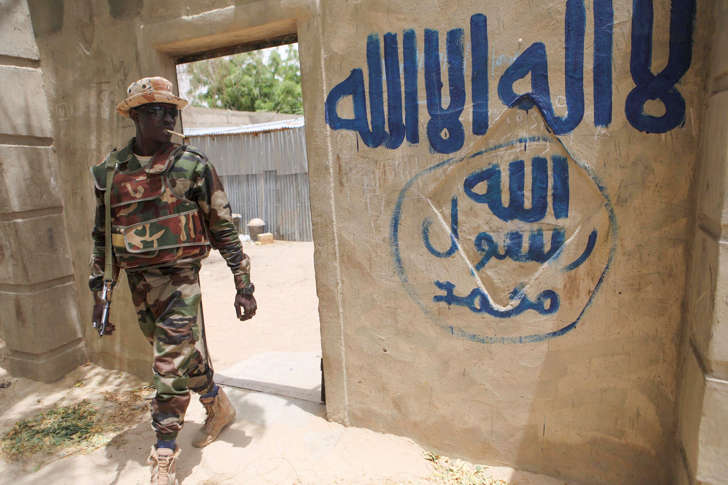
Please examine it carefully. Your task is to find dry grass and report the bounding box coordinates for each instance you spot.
[1,400,97,459]
[0,387,149,465]
[425,452,509,485]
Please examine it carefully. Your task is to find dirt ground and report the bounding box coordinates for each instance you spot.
[0,241,569,485]
[199,240,321,372]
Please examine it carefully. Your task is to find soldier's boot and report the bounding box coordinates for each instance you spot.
[192,387,236,448]
[147,446,180,485]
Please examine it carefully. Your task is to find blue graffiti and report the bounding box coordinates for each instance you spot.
[465,158,542,222]
[433,281,560,317]
[564,229,597,271]
[425,28,466,154]
[474,229,566,271]
[464,155,569,222]
[421,196,571,272]
[471,14,489,136]
[421,154,596,277]
[626,0,696,133]
[498,0,585,134]
[324,1,695,152]
[389,135,618,343]
[593,0,614,127]
[422,196,459,258]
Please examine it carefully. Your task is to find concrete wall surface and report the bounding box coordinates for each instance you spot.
[0,0,87,381]
[676,2,728,483]
[8,0,724,483]
[180,105,301,130]
[312,1,710,484]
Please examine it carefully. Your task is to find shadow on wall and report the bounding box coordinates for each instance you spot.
[26,0,64,35]
[27,0,143,36]
[512,339,675,484]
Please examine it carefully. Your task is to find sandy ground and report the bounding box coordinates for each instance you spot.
[0,241,570,484]
[199,240,321,372]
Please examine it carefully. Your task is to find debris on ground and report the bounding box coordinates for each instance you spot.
[425,452,509,485]
[1,400,96,460]
[0,387,148,466]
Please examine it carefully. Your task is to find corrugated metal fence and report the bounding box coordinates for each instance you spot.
[186,119,312,241]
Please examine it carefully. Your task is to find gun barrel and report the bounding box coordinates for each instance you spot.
[99,302,110,336]
[96,280,114,336]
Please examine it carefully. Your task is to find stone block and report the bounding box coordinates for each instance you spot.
[696,377,728,483]
[695,92,728,236]
[0,282,82,355]
[0,0,40,60]
[6,339,87,383]
[257,232,274,244]
[678,348,705,480]
[709,241,728,379]
[0,66,52,137]
[687,233,728,380]
[0,146,62,214]
[0,214,74,285]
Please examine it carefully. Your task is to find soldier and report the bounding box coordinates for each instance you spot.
[88,76,257,485]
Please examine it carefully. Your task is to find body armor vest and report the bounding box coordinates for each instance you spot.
[92,144,210,269]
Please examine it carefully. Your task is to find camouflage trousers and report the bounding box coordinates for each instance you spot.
[126,264,214,440]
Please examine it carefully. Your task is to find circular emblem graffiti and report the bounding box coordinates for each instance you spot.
[390,106,616,344]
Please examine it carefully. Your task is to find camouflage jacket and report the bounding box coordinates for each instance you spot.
[89,138,251,290]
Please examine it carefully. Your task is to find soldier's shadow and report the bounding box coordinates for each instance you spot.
[103,392,260,485]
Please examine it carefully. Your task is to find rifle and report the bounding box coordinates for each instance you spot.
[93,280,114,336]
[92,159,117,337]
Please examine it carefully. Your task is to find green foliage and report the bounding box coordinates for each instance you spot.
[185,44,303,115]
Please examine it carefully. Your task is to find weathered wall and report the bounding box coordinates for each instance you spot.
[675,2,728,484]
[0,0,87,382]
[26,0,183,378]
[15,0,721,483]
[313,1,709,484]
[181,105,300,130]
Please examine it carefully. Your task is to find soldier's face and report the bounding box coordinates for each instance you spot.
[130,103,178,143]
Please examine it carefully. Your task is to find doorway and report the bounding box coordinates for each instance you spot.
[175,43,323,404]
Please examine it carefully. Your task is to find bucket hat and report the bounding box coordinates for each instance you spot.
[116,76,188,118]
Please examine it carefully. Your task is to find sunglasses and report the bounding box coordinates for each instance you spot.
[136,105,179,120]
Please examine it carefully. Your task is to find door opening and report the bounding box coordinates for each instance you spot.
[175,42,323,405]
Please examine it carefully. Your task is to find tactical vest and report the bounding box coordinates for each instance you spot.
[91,143,210,269]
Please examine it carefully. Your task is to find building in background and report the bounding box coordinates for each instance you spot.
[185,117,312,241]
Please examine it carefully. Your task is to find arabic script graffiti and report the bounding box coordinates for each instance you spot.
[390,104,616,343]
[325,0,696,153]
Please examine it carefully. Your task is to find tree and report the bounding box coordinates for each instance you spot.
[184,44,303,115]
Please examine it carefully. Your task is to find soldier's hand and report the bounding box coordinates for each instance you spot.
[234,293,257,321]
[92,292,115,335]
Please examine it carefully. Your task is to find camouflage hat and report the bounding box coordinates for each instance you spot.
[116,76,188,118]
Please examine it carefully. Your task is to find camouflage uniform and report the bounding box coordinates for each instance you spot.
[89,138,250,440]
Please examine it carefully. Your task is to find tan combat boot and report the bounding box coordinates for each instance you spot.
[147,446,180,485]
[192,387,236,448]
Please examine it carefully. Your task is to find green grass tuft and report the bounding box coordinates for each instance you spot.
[1,400,97,460]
